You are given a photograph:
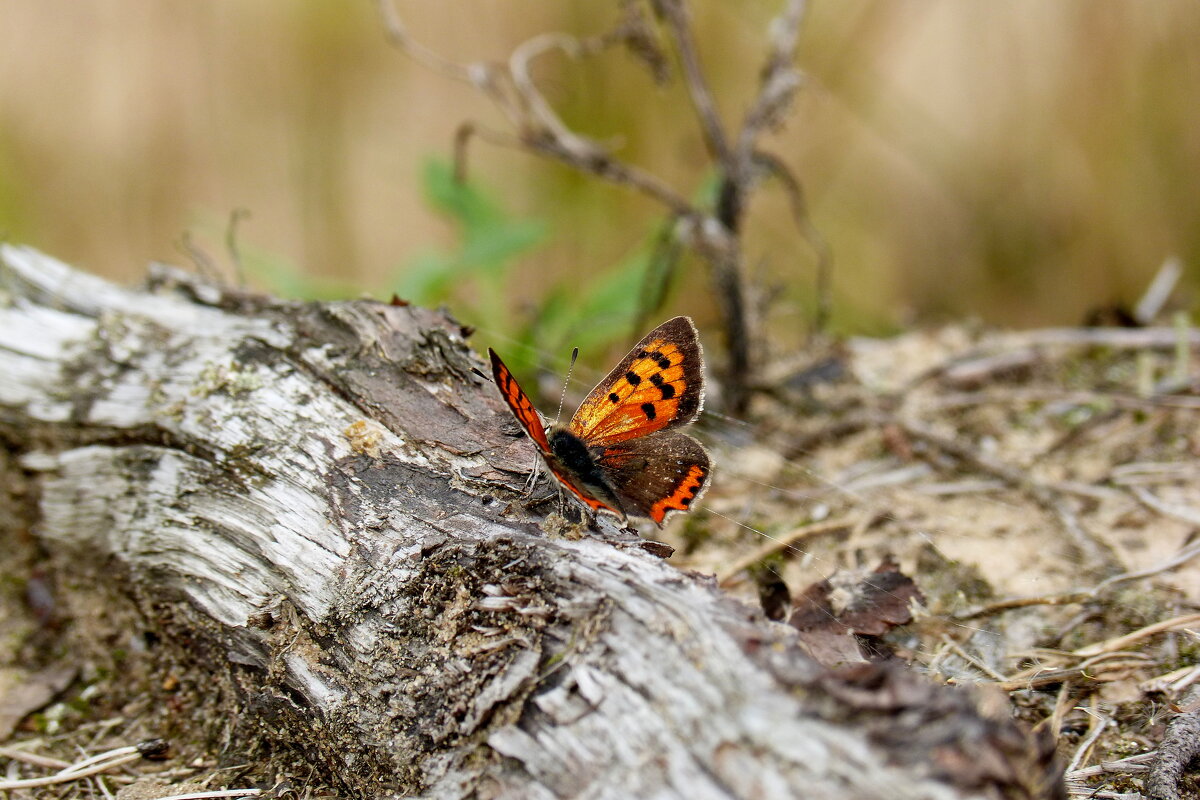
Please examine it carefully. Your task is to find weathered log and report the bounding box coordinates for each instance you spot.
[0,245,1062,799]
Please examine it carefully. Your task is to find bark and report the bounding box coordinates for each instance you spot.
[0,245,1063,799]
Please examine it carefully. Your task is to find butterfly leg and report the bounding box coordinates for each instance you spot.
[521,452,542,497]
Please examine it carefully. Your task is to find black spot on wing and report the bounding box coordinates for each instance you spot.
[647,373,677,399]
[626,371,642,386]
[608,392,620,404]
[641,402,656,420]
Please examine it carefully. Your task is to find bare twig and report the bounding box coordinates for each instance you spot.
[1111,462,1200,485]
[958,325,1200,355]
[537,139,698,216]
[926,388,1200,413]
[1134,255,1182,325]
[0,745,71,770]
[376,0,479,84]
[1073,612,1200,659]
[151,791,262,800]
[0,748,140,791]
[1044,680,1073,740]
[939,633,1007,682]
[1140,665,1200,695]
[953,592,1095,622]
[387,2,700,215]
[1129,486,1200,527]
[1146,686,1200,800]
[509,33,604,151]
[988,657,1149,692]
[452,122,477,183]
[1095,540,1200,594]
[1065,701,1111,773]
[1065,751,1155,781]
[652,0,732,164]
[737,0,807,158]
[177,232,222,282]
[1171,664,1200,695]
[377,0,824,413]
[953,539,1200,623]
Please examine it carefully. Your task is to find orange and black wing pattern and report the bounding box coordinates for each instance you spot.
[596,433,710,526]
[488,348,551,454]
[489,316,710,526]
[569,316,703,448]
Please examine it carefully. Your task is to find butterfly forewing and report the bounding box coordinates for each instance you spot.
[569,316,703,447]
[489,348,552,452]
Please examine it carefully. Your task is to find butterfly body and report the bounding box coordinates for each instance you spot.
[489,316,710,527]
[543,425,628,517]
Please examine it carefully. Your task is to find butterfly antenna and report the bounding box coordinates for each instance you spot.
[552,347,580,427]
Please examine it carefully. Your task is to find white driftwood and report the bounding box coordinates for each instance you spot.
[0,245,1060,799]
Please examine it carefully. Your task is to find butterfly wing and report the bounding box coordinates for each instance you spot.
[491,348,625,517]
[489,348,551,454]
[569,316,704,448]
[596,432,710,527]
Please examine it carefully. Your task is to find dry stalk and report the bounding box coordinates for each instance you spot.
[376,0,827,413]
[1072,612,1200,659]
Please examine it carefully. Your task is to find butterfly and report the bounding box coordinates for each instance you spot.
[488,316,710,527]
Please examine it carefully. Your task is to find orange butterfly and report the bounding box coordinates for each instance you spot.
[489,316,710,527]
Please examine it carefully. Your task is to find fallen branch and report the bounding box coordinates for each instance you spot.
[0,246,1064,797]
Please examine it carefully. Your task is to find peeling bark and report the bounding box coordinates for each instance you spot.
[0,246,1063,799]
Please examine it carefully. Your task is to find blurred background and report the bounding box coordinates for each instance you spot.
[2,1,1198,358]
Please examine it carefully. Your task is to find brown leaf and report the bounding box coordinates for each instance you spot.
[788,557,923,667]
[0,664,77,741]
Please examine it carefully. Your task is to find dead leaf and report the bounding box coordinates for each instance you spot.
[788,557,923,667]
[0,664,77,741]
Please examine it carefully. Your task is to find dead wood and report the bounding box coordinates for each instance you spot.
[0,245,1063,799]
[1146,686,1200,800]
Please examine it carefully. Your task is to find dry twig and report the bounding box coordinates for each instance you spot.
[1072,613,1200,659]
[953,539,1200,623]
[376,0,826,412]
[1146,686,1200,800]
[0,743,146,791]
[1065,699,1111,774]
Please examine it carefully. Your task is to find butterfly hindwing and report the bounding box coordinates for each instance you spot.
[489,348,552,453]
[546,462,617,514]
[595,432,710,526]
[570,316,703,447]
